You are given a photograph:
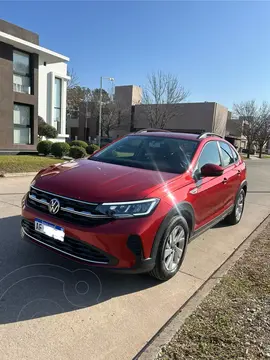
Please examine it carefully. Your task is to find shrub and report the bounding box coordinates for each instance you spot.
[86,144,100,155]
[37,140,53,156]
[51,142,70,158]
[69,146,87,159]
[39,124,58,139]
[70,140,88,149]
[38,116,46,129]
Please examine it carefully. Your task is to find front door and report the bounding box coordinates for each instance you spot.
[191,141,227,229]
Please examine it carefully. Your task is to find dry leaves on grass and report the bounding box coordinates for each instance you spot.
[157,222,270,360]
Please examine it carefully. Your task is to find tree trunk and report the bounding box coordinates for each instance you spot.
[247,142,251,159]
[259,144,263,158]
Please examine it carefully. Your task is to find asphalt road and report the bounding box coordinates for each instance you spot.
[0,159,270,360]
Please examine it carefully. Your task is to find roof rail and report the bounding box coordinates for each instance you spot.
[135,128,171,133]
[197,132,223,139]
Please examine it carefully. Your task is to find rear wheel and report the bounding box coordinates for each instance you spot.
[149,216,189,281]
[225,188,246,225]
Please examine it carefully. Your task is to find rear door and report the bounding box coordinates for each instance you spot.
[218,141,241,208]
[191,141,228,229]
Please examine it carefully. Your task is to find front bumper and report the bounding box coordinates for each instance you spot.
[21,196,164,271]
[21,223,155,273]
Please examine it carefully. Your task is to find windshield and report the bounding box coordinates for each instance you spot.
[90,135,198,174]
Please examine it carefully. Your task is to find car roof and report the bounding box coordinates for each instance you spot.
[129,131,223,142]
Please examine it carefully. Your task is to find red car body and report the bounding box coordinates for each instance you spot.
[21,131,247,278]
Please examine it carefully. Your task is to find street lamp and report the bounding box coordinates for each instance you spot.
[84,91,91,141]
[98,76,115,147]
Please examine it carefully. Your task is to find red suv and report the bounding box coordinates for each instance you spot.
[21,131,247,281]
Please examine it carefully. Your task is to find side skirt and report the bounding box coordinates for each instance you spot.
[189,205,234,242]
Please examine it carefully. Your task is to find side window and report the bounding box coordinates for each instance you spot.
[197,141,221,173]
[231,147,239,162]
[219,142,234,167]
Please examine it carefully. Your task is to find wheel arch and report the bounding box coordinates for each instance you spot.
[150,201,195,260]
[237,180,248,200]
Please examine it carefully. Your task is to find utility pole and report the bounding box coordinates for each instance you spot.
[84,91,91,142]
[98,77,103,147]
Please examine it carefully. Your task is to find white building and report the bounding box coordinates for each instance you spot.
[0,19,69,152]
[38,58,70,143]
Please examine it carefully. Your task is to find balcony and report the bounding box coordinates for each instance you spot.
[13,74,31,94]
[13,83,31,94]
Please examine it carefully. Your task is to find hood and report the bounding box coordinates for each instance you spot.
[32,159,178,203]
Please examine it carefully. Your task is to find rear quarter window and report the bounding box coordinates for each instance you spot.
[231,146,240,162]
[219,141,234,167]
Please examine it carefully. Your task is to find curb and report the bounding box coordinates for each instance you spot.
[0,172,37,178]
[134,214,270,360]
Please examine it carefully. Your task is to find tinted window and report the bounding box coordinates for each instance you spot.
[90,135,198,174]
[197,141,221,173]
[219,141,234,166]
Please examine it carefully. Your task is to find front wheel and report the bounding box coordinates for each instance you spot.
[149,216,189,281]
[225,188,246,225]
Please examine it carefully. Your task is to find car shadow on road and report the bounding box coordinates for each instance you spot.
[0,215,160,325]
[213,220,231,229]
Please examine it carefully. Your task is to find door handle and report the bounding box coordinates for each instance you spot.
[237,170,241,176]
[223,177,228,184]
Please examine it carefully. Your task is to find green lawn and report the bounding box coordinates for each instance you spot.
[0,155,64,174]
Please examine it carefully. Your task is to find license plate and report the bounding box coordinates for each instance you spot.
[35,218,65,242]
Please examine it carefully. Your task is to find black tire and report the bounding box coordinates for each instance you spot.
[225,188,246,225]
[149,216,189,281]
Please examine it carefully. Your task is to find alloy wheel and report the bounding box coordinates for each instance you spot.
[235,191,244,221]
[163,225,186,272]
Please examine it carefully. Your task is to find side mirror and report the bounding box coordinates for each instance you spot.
[201,163,223,177]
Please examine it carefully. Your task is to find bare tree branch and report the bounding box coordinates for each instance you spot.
[67,68,79,89]
[233,100,270,158]
[101,102,129,138]
[142,71,190,129]
[255,101,270,158]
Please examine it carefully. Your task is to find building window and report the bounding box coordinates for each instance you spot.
[54,77,61,133]
[13,104,32,144]
[13,50,31,94]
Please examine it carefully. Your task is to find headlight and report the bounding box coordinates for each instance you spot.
[96,198,160,218]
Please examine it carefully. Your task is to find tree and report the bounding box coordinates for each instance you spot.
[91,88,111,104]
[255,102,270,158]
[67,86,91,119]
[66,68,89,119]
[67,68,79,89]
[142,71,190,128]
[101,102,127,138]
[87,89,112,133]
[233,100,270,158]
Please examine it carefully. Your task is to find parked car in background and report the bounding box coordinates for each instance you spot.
[21,130,247,281]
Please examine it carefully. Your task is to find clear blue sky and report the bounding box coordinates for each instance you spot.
[1,1,270,109]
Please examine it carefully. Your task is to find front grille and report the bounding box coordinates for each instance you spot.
[22,219,117,265]
[27,186,112,226]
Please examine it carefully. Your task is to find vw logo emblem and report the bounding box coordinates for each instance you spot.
[48,198,60,214]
